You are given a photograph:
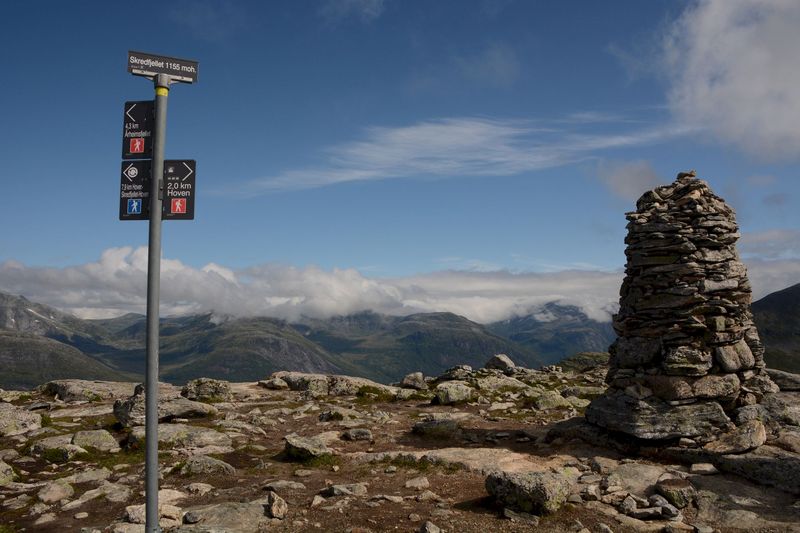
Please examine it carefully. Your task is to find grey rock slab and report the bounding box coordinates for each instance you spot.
[0,402,41,436]
[412,418,462,439]
[613,463,668,497]
[713,445,800,495]
[655,478,696,508]
[284,433,332,460]
[767,369,800,391]
[264,480,306,492]
[72,429,121,453]
[129,424,232,451]
[39,380,141,402]
[485,470,572,515]
[181,455,236,476]
[586,392,732,439]
[266,490,287,519]
[37,479,74,503]
[322,482,368,496]
[475,374,530,392]
[351,447,542,475]
[114,392,219,427]
[178,499,272,531]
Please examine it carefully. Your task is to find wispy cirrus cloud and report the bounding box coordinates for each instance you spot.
[596,159,663,201]
[230,116,694,196]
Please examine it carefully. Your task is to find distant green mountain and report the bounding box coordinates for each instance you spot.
[752,283,800,373]
[487,303,615,364]
[0,331,129,389]
[293,311,542,382]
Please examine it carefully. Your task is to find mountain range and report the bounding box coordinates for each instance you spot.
[0,283,797,389]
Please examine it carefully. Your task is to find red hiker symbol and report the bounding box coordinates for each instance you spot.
[171,198,186,214]
[130,138,145,153]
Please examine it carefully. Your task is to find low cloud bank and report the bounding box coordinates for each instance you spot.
[2,247,796,323]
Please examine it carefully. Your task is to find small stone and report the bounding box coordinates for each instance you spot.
[418,521,441,533]
[502,507,540,525]
[267,490,288,519]
[341,428,373,441]
[655,478,696,508]
[405,476,430,490]
[408,513,421,521]
[74,512,89,519]
[690,463,718,475]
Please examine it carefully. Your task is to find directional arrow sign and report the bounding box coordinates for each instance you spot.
[119,161,151,220]
[128,51,198,84]
[162,160,196,220]
[122,100,154,159]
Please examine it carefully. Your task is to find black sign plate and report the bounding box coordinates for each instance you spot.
[128,51,198,84]
[163,160,196,220]
[119,161,151,220]
[122,100,154,160]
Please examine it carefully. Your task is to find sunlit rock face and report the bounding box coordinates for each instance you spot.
[586,172,777,441]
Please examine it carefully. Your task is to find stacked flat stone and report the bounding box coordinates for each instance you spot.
[586,172,778,442]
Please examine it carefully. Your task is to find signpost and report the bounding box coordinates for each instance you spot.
[122,50,198,533]
[122,101,154,159]
[163,160,196,220]
[119,161,151,220]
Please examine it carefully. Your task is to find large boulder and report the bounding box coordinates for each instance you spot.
[586,391,733,439]
[485,471,572,515]
[181,378,232,403]
[181,455,236,476]
[400,372,428,390]
[39,380,138,402]
[114,386,218,427]
[433,381,474,405]
[284,433,332,460]
[72,430,121,453]
[703,419,767,454]
[484,354,516,371]
[178,499,272,531]
[270,371,329,397]
[0,402,41,436]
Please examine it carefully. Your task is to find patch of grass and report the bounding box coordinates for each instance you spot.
[355,385,396,404]
[86,392,104,403]
[40,413,53,427]
[325,411,345,421]
[0,524,19,533]
[41,448,70,464]
[303,454,342,468]
[407,392,433,402]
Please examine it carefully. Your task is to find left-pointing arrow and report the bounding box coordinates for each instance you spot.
[123,163,136,182]
[126,103,136,122]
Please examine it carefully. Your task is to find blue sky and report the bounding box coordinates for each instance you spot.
[0,0,798,321]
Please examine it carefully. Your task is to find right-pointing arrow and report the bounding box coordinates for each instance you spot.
[182,162,194,181]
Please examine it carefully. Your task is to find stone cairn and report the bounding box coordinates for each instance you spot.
[586,172,777,443]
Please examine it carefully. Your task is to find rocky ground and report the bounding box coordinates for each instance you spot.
[1,355,799,532]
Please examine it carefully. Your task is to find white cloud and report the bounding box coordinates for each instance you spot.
[664,0,800,159]
[596,159,664,201]
[319,0,386,24]
[740,229,800,259]
[1,247,796,323]
[231,116,692,195]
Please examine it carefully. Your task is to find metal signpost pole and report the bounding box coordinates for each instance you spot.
[124,50,197,533]
[145,73,170,533]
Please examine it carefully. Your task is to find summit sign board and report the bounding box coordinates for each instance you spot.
[128,51,198,84]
